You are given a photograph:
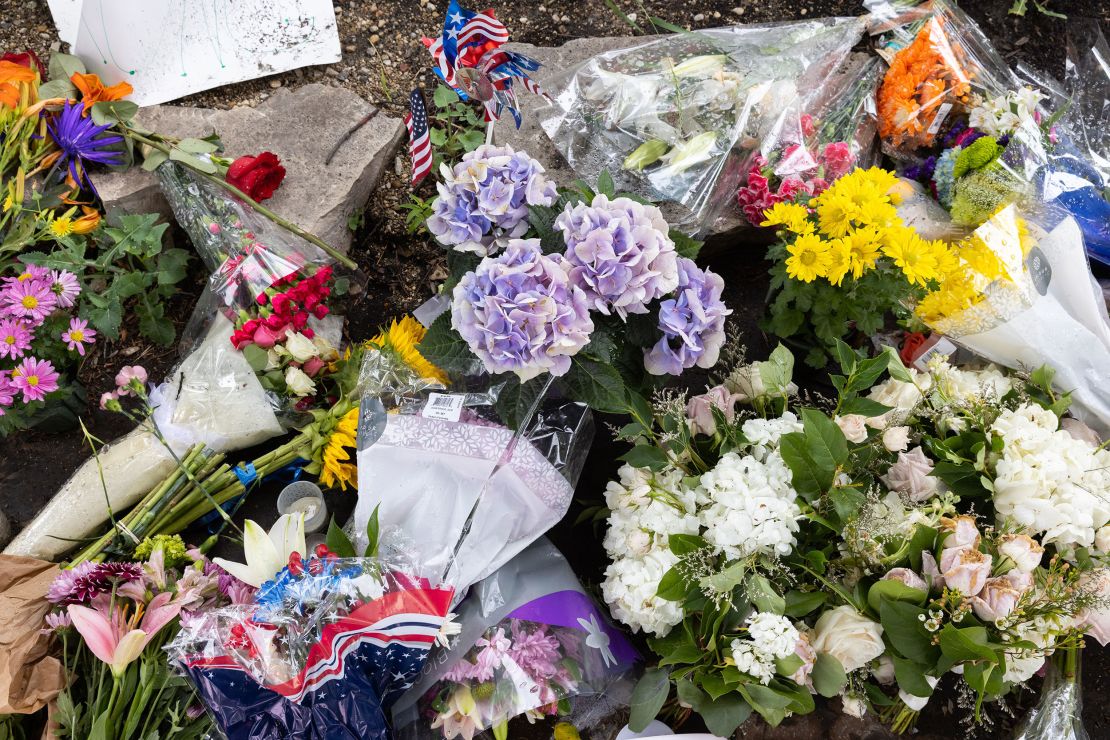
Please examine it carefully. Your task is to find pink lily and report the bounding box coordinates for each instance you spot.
[67,591,183,677]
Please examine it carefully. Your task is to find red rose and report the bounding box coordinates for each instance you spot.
[225,152,286,202]
[2,50,45,78]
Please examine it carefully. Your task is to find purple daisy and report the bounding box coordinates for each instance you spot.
[0,318,33,360]
[12,356,59,403]
[1,279,56,324]
[50,269,81,307]
[46,101,125,195]
[61,317,96,355]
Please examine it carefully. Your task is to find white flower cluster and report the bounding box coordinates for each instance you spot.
[969,87,1044,138]
[730,612,799,685]
[696,450,801,560]
[991,404,1110,553]
[601,464,698,637]
[742,412,803,461]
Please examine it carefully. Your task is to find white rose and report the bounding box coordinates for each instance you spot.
[811,606,885,672]
[312,335,340,362]
[872,655,895,685]
[726,363,765,400]
[841,694,868,718]
[882,426,911,452]
[835,414,869,444]
[866,375,926,428]
[898,678,939,712]
[284,366,317,397]
[998,534,1044,573]
[283,332,320,363]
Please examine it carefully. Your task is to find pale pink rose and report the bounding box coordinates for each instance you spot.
[1076,569,1110,646]
[252,324,286,349]
[789,632,818,686]
[882,447,938,502]
[940,547,992,597]
[1060,417,1101,448]
[940,515,981,552]
[882,425,911,452]
[686,385,742,436]
[302,356,326,377]
[835,414,869,444]
[921,550,943,591]
[882,567,928,592]
[971,573,1029,622]
[998,534,1044,573]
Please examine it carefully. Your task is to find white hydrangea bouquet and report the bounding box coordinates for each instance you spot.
[598,341,1110,736]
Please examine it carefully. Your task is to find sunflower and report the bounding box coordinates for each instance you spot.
[785,233,832,283]
[319,406,359,491]
[367,315,448,384]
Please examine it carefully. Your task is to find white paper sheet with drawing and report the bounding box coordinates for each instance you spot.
[46,0,81,45]
[72,0,341,107]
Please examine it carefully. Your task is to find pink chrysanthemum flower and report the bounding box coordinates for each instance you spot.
[0,318,33,360]
[1,264,50,288]
[1,280,57,324]
[50,270,81,308]
[61,317,96,355]
[0,372,15,415]
[12,356,59,403]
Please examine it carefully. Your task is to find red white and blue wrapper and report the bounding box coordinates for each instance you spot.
[168,557,453,740]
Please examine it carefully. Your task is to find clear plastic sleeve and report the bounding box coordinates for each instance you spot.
[539,17,867,233]
[352,344,594,599]
[156,162,334,315]
[1012,658,1089,740]
[167,554,454,740]
[738,54,882,225]
[1064,23,1110,191]
[392,538,639,738]
[916,207,1110,435]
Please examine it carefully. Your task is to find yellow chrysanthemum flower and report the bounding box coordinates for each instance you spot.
[883,232,938,287]
[49,216,74,238]
[761,201,812,234]
[824,237,852,287]
[839,224,884,279]
[319,407,359,491]
[785,233,832,283]
[367,315,448,385]
[815,192,857,238]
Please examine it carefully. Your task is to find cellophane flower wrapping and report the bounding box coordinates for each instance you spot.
[156,162,335,316]
[1012,659,1089,740]
[737,54,882,225]
[392,538,639,739]
[915,206,1110,435]
[539,17,866,233]
[351,338,594,601]
[167,555,454,740]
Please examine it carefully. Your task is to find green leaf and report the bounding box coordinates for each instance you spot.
[846,355,890,394]
[364,504,380,557]
[811,653,847,697]
[669,533,709,556]
[91,100,139,126]
[597,170,616,197]
[38,78,77,99]
[142,150,169,172]
[747,574,785,615]
[867,578,928,614]
[699,693,752,737]
[169,147,218,174]
[893,656,935,698]
[83,294,123,339]
[838,397,892,417]
[619,443,670,471]
[832,339,859,375]
[417,312,474,375]
[156,248,191,285]
[656,564,688,601]
[670,230,702,260]
[560,355,628,414]
[801,408,847,485]
[242,344,270,373]
[758,343,795,394]
[432,85,460,108]
[176,137,220,154]
[932,461,989,497]
[880,599,939,665]
[428,127,447,147]
[326,517,356,558]
[739,684,792,726]
[699,560,747,595]
[137,300,175,345]
[883,346,915,383]
[778,433,823,500]
[775,653,804,677]
[457,129,485,152]
[784,590,826,618]
[48,52,85,81]
[964,660,1004,697]
[938,625,998,664]
[628,668,670,732]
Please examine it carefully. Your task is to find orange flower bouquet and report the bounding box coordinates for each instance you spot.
[877,15,972,153]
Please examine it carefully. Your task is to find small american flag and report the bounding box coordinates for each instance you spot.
[404,89,433,186]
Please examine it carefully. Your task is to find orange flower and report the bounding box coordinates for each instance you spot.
[0,60,37,108]
[70,72,133,113]
[72,206,101,234]
[877,17,971,150]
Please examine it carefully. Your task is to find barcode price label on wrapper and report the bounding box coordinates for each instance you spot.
[423,393,465,422]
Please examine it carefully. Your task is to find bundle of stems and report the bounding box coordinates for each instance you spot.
[71,434,310,564]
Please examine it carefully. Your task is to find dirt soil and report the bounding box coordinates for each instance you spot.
[2,1,1109,738]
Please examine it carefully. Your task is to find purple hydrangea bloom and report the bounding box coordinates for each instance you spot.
[452,238,594,381]
[644,257,731,376]
[556,194,679,319]
[427,144,557,256]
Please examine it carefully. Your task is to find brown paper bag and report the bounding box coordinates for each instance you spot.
[0,555,65,715]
